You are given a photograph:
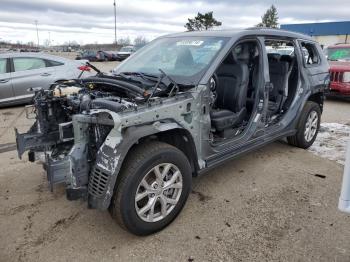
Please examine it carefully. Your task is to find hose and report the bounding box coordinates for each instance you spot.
[91,99,126,112]
[80,77,146,97]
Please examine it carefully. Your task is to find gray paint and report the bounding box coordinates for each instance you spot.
[16,29,329,210]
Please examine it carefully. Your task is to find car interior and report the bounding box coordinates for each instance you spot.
[209,40,260,140]
[209,39,300,141]
[265,39,299,120]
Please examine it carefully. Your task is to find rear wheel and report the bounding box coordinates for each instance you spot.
[287,101,321,149]
[110,141,192,235]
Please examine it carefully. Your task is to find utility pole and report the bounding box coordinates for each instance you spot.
[34,20,39,49]
[113,0,117,47]
[48,31,51,47]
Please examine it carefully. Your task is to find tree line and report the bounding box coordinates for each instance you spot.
[184,5,279,31]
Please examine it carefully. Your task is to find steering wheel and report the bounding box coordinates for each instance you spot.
[209,73,219,106]
[210,73,219,91]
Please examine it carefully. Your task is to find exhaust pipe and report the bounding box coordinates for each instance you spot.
[339,137,350,213]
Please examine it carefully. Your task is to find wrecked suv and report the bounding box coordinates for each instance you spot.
[15,29,329,235]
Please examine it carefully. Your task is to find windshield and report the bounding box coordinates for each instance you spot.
[120,47,134,52]
[267,47,294,56]
[327,47,350,61]
[114,36,229,85]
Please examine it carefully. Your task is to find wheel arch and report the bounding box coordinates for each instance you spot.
[89,123,198,210]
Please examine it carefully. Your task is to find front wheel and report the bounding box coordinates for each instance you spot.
[287,101,321,149]
[110,141,192,235]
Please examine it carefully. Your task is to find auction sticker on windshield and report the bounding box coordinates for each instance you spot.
[176,40,204,46]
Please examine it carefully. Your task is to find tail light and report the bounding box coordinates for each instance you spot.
[78,65,91,71]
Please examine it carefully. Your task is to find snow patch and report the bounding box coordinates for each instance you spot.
[308,123,350,165]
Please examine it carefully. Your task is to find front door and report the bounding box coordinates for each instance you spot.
[0,57,14,101]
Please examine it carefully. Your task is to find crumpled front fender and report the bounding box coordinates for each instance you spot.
[88,121,182,210]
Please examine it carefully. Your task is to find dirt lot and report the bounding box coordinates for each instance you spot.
[0,64,350,261]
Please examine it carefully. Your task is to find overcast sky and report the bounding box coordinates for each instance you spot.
[1,0,349,45]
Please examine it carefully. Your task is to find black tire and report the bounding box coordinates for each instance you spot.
[287,101,321,149]
[110,141,192,235]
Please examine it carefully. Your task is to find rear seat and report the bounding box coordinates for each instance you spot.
[267,54,289,114]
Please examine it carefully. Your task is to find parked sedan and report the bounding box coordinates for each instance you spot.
[76,50,106,62]
[99,51,117,61]
[115,46,136,61]
[0,53,94,106]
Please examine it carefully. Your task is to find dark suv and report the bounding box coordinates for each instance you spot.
[16,28,329,235]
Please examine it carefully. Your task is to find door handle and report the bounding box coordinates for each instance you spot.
[40,73,51,77]
[0,79,9,83]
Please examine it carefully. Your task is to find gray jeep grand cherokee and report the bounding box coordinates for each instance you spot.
[15,28,329,235]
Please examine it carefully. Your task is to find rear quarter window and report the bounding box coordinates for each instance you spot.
[46,59,64,67]
[299,42,321,66]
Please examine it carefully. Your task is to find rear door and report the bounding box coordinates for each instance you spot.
[0,56,14,101]
[10,56,55,98]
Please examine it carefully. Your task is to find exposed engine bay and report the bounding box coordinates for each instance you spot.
[15,67,193,199]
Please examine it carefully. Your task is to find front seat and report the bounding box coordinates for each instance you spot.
[210,48,249,132]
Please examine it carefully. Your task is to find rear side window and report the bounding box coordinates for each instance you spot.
[300,42,320,65]
[0,58,7,74]
[46,59,64,67]
[13,57,46,72]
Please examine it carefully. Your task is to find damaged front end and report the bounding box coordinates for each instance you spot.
[15,68,199,210]
[15,76,140,202]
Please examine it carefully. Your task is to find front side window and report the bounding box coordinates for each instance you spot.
[115,36,229,85]
[13,57,46,72]
[0,58,7,74]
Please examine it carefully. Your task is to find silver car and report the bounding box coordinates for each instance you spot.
[0,53,93,106]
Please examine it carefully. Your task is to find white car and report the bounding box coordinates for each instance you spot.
[0,53,94,106]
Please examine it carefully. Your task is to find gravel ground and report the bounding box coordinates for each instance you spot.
[0,61,350,261]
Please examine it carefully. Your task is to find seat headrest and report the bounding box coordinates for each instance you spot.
[175,48,194,66]
[235,45,250,63]
[267,53,281,62]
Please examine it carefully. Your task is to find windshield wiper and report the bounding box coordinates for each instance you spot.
[117,72,159,83]
[158,69,179,97]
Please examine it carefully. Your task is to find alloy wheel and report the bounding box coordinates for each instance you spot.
[135,163,183,223]
[304,110,319,142]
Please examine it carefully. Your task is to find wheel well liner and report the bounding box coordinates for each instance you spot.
[139,128,199,175]
[308,92,324,112]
